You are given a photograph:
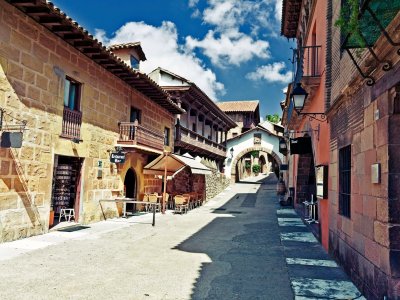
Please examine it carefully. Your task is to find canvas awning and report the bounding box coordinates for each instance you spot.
[143,153,212,176]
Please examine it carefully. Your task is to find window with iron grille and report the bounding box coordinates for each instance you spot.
[61,77,82,139]
[339,145,351,217]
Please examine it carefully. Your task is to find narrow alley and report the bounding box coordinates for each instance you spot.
[0,174,362,300]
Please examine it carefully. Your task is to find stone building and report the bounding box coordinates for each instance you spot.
[149,68,237,198]
[0,0,183,242]
[224,122,284,183]
[217,100,260,139]
[281,0,400,298]
[281,0,330,249]
[327,1,400,298]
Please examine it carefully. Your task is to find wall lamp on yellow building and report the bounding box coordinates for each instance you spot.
[291,83,327,123]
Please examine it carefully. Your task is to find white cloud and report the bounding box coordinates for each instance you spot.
[96,21,225,100]
[246,62,292,84]
[275,0,283,23]
[188,0,199,8]
[184,0,281,67]
[186,30,270,67]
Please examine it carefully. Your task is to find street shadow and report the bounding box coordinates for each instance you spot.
[238,173,278,185]
[172,178,293,299]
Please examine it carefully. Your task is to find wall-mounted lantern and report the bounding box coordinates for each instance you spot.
[230,147,234,158]
[291,83,327,122]
[279,138,288,155]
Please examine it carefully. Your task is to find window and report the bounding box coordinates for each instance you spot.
[63,77,81,111]
[164,127,170,146]
[254,133,261,145]
[62,77,82,139]
[130,107,141,123]
[130,55,139,69]
[339,145,351,217]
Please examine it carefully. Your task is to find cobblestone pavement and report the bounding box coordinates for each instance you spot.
[0,174,363,300]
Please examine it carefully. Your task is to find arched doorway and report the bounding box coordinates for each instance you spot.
[124,168,137,214]
[230,147,282,182]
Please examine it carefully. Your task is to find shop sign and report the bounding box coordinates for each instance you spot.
[289,137,312,154]
[110,151,125,163]
[1,132,23,148]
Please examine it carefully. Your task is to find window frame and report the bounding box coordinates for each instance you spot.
[164,127,170,146]
[339,145,351,218]
[130,107,142,124]
[63,76,81,111]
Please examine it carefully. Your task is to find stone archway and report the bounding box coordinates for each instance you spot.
[230,146,282,182]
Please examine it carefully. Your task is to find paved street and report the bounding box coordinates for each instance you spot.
[0,174,363,300]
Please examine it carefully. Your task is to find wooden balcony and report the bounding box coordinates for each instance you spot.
[175,124,226,158]
[61,107,82,140]
[118,121,165,152]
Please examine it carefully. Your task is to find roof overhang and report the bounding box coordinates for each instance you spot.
[281,0,302,38]
[5,0,183,115]
[143,153,211,176]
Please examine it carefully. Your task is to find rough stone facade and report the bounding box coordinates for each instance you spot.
[0,1,174,242]
[328,3,400,298]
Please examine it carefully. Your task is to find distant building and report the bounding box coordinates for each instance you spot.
[217,100,260,139]
[108,42,146,70]
[149,67,237,199]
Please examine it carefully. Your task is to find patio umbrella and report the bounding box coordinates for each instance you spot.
[143,152,211,213]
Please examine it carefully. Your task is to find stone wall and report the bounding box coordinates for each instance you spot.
[0,1,174,242]
[205,171,230,200]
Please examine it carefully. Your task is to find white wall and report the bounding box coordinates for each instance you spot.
[224,130,283,177]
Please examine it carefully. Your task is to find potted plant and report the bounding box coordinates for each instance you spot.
[252,164,261,176]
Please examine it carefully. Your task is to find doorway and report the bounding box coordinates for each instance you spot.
[50,155,83,227]
[124,168,137,214]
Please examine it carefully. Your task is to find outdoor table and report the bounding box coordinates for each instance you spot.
[99,198,159,226]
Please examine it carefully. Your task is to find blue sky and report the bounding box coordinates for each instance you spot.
[52,0,295,119]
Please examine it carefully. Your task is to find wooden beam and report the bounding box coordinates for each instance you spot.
[24,6,50,15]
[9,0,37,6]
[52,25,74,33]
[82,48,101,54]
[74,40,93,48]
[63,33,84,40]
[39,16,62,25]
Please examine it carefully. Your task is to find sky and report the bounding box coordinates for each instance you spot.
[52,0,295,120]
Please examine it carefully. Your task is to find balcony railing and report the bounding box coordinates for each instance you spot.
[61,107,82,140]
[175,124,226,157]
[118,121,165,151]
[294,45,322,82]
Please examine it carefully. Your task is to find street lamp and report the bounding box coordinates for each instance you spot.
[279,138,287,154]
[290,82,327,122]
[291,83,308,112]
[230,147,234,158]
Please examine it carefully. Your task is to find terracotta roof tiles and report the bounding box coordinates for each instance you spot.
[216,101,259,113]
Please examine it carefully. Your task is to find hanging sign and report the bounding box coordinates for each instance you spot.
[290,137,312,154]
[1,132,23,148]
[110,151,125,163]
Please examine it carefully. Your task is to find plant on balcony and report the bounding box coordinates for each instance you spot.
[334,0,365,50]
[252,164,261,175]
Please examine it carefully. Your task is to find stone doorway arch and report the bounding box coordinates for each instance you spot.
[230,146,282,182]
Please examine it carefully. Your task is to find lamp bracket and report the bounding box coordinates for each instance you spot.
[295,111,328,123]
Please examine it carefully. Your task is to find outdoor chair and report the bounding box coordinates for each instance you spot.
[148,193,160,212]
[142,194,149,212]
[174,195,188,214]
[182,193,193,210]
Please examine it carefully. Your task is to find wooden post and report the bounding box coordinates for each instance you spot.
[162,152,168,214]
